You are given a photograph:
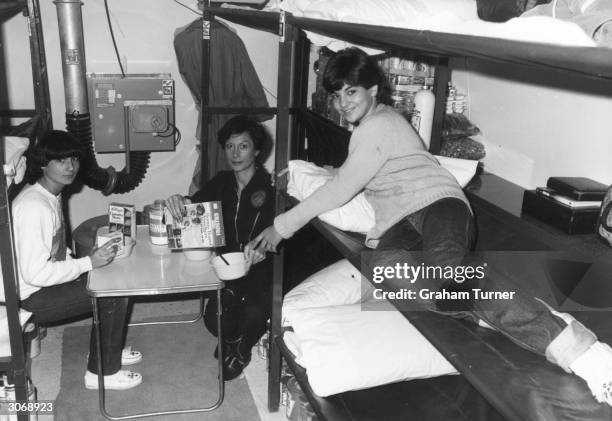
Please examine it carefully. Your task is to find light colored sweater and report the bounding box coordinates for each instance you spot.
[12,183,92,299]
[274,104,470,248]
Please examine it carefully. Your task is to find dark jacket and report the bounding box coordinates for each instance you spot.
[191,166,274,285]
[174,19,272,186]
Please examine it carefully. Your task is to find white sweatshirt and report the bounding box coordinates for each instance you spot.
[12,183,92,299]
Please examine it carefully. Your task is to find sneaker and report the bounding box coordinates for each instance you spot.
[121,346,142,366]
[570,341,612,406]
[84,369,142,390]
[86,346,142,366]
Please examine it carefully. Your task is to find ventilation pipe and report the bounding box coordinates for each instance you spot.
[54,0,150,195]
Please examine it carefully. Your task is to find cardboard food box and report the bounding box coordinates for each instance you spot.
[96,229,125,254]
[166,201,226,249]
[108,203,136,239]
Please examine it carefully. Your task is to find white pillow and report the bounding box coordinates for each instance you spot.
[286,157,477,234]
[284,300,458,397]
[283,258,367,325]
[0,305,32,357]
[3,136,29,186]
[287,160,375,233]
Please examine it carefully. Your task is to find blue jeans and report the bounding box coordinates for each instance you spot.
[21,277,129,375]
[369,198,595,364]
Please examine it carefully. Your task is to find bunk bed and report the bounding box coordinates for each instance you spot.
[0,137,31,421]
[0,0,51,141]
[202,4,612,420]
[1,2,49,419]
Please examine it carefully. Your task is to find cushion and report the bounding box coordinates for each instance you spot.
[283,258,366,324]
[286,160,375,233]
[0,306,32,357]
[283,300,458,397]
[3,136,29,186]
[286,157,477,234]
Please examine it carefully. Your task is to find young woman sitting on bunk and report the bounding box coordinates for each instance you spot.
[246,47,612,407]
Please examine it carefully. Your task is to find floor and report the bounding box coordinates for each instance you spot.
[31,297,287,421]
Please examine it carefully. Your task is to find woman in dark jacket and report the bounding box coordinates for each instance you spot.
[166,115,273,380]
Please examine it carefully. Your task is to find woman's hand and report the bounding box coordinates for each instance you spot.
[244,246,266,266]
[89,238,121,269]
[165,194,191,221]
[245,225,283,255]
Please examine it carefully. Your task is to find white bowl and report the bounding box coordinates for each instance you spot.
[211,252,248,280]
[183,248,213,261]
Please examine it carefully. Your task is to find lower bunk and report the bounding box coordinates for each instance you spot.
[276,337,504,421]
[272,175,612,421]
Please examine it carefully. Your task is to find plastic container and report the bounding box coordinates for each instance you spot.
[412,86,435,149]
[149,199,168,245]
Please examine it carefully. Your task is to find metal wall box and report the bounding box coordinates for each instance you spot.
[87,73,175,153]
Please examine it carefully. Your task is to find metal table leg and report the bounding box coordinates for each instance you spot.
[92,288,224,420]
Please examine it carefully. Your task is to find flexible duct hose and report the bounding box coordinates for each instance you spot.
[66,113,150,195]
[56,0,150,196]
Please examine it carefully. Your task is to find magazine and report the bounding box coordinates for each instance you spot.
[165,201,226,249]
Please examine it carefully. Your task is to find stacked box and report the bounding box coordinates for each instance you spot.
[108,203,136,239]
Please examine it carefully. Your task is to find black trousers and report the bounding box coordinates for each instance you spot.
[204,262,271,350]
[21,276,129,375]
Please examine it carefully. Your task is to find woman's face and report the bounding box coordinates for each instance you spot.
[330,83,378,124]
[224,132,259,174]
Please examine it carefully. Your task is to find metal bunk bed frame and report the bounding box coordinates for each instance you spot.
[200,4,612,421]
[1,2,51,419]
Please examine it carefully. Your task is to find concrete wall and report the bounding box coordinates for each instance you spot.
[451,58,612,189]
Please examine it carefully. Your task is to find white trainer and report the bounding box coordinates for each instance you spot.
[121,346,142,366]
[84,370,142,390]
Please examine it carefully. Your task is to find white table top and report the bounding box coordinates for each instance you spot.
[87,226,224,297]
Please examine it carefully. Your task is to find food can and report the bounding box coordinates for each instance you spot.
[149,200,168,245]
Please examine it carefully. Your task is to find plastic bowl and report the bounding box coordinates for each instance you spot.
[211,252,248,280]
[183,248,213,261]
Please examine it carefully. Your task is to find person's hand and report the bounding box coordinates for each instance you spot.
[89,238,121,269]
[246,225,283,255]
[244,245,266,267]
[165,194,191,221]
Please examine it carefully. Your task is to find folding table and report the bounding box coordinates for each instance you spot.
[87,226,225,420]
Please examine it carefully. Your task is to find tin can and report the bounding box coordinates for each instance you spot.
[149,200,168,245]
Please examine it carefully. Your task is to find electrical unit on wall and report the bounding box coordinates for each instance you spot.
[87,73,176,153]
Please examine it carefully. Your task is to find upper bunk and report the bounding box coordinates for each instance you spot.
[0,1,24,24]
[207,6,612,82]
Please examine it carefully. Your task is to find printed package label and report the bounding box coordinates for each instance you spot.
[166,201,225,249]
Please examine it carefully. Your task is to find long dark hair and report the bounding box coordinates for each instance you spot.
[322,47,391,105]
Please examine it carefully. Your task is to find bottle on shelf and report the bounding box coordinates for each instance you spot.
[412,85,435,149]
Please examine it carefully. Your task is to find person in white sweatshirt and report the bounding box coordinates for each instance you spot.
[13,130,142,390]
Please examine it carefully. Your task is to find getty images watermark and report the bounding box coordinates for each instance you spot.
[369,261,516,302]
[360,251,612,312]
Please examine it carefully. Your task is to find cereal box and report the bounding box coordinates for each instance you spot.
[108,203,136,239]
[166,201,225,249]
[96,229,124,254]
